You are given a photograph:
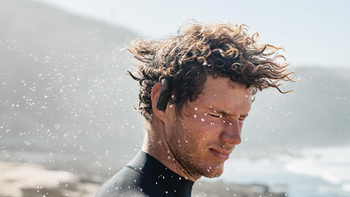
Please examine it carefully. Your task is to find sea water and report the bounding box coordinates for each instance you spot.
[204,145,350,197]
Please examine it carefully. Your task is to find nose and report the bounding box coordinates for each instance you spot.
[219,120,242,145]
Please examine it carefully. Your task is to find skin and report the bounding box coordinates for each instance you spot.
[143,76,252,182]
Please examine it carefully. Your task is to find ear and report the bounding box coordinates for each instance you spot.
[151,83,166,122]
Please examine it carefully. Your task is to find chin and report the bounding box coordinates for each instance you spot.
[203,171,223,178]
[200,165,224,178]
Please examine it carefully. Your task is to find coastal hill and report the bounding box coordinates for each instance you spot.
[0,0,143,176]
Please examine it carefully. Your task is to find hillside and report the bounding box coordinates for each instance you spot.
[239,67,350,158]
[0,0,143,176]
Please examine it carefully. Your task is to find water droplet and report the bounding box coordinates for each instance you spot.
[201,118,205,122]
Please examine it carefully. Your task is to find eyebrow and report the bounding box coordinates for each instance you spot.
[240,113,249,118]
[209,107,249,118]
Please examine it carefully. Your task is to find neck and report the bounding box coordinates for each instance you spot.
[141,120,200,182]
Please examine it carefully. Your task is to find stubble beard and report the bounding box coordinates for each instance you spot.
[167,118,224,179]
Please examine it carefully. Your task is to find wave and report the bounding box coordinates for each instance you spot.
[285,145,350,191]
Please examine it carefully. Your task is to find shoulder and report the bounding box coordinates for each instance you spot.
[95,167,144,197]
[95,166,174,197]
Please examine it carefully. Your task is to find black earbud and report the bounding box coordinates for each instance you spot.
[156,79,172,111]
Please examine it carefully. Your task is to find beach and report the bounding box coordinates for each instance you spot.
[1,146,350,197]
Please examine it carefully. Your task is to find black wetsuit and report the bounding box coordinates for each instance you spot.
[95,151,194,197]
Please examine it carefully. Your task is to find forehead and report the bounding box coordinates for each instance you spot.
[195,76,252,112]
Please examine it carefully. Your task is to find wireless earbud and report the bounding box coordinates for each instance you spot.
[156,79,172,111]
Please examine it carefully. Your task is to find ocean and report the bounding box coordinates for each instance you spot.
[203,145,350,197]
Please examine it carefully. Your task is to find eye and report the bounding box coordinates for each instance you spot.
[238,116,247,122]
[208,113,222,118]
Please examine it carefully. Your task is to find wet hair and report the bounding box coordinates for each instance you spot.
[127,22,296,121]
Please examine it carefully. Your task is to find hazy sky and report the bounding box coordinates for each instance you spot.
[33,0,350,68]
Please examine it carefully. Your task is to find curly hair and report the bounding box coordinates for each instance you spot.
[126,22,296,121]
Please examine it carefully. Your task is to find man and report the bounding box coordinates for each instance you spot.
[96,22,295,197]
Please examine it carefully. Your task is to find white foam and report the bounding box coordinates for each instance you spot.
[209,145,350,196]
[343,183,350,192]
[285,145,350,189]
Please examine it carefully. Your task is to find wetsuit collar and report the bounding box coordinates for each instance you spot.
[126,151,194,197]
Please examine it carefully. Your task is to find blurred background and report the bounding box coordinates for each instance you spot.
[0,0,349,196]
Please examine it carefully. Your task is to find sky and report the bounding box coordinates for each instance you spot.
[32,0,350,67]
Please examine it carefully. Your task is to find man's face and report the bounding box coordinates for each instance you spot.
[164,76,252,178]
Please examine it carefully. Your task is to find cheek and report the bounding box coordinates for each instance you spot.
[190,113,211,127]
[188,114,223,136]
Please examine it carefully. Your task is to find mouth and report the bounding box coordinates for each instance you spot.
[209,148,233,161]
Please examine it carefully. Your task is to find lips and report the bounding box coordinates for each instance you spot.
[209,147,233,161]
